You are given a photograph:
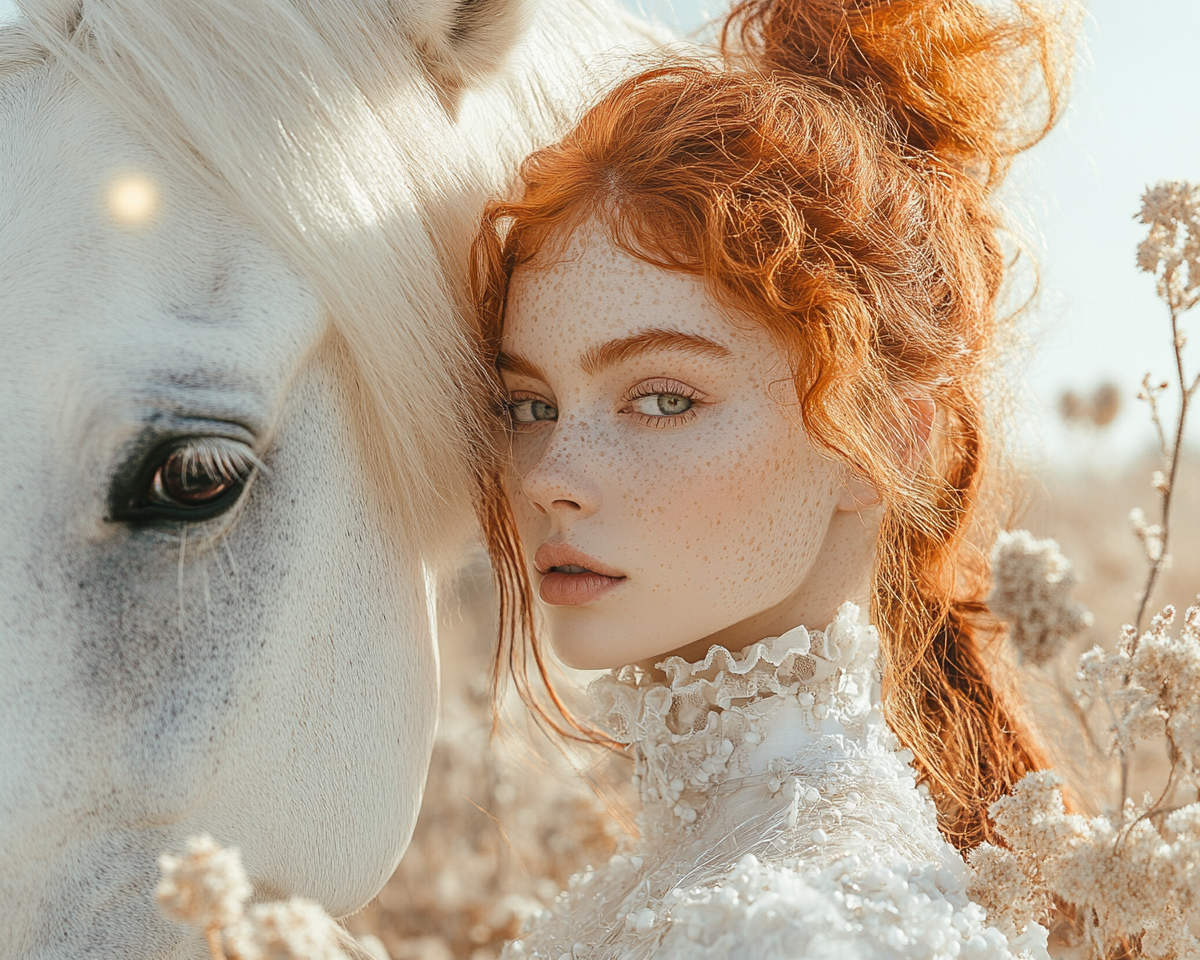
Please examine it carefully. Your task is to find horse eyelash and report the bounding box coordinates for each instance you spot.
[176,438,266,484]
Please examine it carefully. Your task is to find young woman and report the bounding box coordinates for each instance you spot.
[472,1,1071,956]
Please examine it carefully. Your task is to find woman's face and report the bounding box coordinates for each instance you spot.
[499,219,874,670]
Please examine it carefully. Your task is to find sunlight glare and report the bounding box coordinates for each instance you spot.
[106,175,159,226]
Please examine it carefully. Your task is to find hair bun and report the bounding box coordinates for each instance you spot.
[725,0,1071,176]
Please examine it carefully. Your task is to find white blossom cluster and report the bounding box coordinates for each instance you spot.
[988,530,1093,666]
[969,774,1200,959]
[1076,603,1200,767]
[968,601,1200,959]
[158,834,252,933]
[157,835,353,960]
[1136,181,1200,309]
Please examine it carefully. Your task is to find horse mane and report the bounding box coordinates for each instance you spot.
[458,1,671,177]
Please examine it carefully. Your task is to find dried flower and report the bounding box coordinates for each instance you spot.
[965,843,1041,939]
[989,530,1093,665]
[1137,181,1200,309]
[979,771,1200,959]
[158,837,352,960]
[157,835,251,931]
[1114,601,1200,771]
[982,603,1200,959]
[1130,507,1165,563]
[1044,804,1200,958]
[987,771,1090,865]
[226,900,350,960]
[1072,643,1112,715]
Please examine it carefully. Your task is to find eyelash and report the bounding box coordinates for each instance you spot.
[504,380,709,432]
[506,391,552,432]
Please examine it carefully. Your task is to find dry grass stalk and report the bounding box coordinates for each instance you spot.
[971,181,1200,960]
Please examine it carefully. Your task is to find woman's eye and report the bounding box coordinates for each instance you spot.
[509,398,558,424]
[631,393,695,417]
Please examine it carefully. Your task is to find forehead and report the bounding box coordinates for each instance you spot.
[0,66,323,427]
[504,219,760,363]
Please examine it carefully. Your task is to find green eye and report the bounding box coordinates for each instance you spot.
[632,394,694,417]
[509,398,558,424]
[657,394,692,415]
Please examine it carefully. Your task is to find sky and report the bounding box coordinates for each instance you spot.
[3,0,1197,463]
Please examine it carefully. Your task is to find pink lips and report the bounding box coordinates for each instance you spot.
[534,542,626,606]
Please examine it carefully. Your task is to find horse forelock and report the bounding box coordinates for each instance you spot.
[5,0,491,562]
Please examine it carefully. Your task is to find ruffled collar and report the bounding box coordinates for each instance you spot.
[589,602,891,833]
[503,602,1007,960]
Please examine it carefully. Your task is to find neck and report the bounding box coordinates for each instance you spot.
[645,505,881,670]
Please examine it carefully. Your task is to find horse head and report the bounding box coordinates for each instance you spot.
[0,1,655,955]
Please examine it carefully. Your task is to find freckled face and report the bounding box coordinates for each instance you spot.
[500,220,848,670]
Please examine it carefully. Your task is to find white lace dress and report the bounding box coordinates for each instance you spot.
[502,603,1048,960]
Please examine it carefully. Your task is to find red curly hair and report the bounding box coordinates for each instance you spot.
[472,0,1074,850]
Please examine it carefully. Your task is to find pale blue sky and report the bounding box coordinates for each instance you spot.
[3,0,1196,461]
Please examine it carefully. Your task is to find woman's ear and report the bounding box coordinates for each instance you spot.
[403,0,536,113]
[835,397,936,513]
[836,472,881,512]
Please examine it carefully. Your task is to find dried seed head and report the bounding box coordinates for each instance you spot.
[989,530,1093,666]
[157,835,251,930]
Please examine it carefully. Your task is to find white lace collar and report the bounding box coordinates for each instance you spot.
[589,602,901,834]
[504,602,1032,960]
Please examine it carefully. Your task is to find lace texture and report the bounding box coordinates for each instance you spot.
[502,603,1048,960]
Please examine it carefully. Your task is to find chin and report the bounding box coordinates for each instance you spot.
[546,612,685,672]
[549,634,620,671]
[545,614,636,671]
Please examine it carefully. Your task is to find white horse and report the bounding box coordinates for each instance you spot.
[0,1,658,956]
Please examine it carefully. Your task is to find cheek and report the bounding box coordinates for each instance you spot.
[507,435,538,483]
[626,418,838,585]
[503,459,544,549]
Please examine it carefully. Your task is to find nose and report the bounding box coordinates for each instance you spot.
[519,417,602,519]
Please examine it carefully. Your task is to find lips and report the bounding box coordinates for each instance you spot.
[534,542,626,606]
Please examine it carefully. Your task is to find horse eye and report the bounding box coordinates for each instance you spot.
[109,436,259,524]
[150,447,239,507]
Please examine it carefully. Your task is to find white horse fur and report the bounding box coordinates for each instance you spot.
[0,1,660,956]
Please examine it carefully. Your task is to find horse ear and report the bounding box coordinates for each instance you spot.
[13,0,82,37]
[405,0,536,105]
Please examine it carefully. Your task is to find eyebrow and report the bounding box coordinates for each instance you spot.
[578,327,731,375]
[496,327,733,384]
[495,352,548,382]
